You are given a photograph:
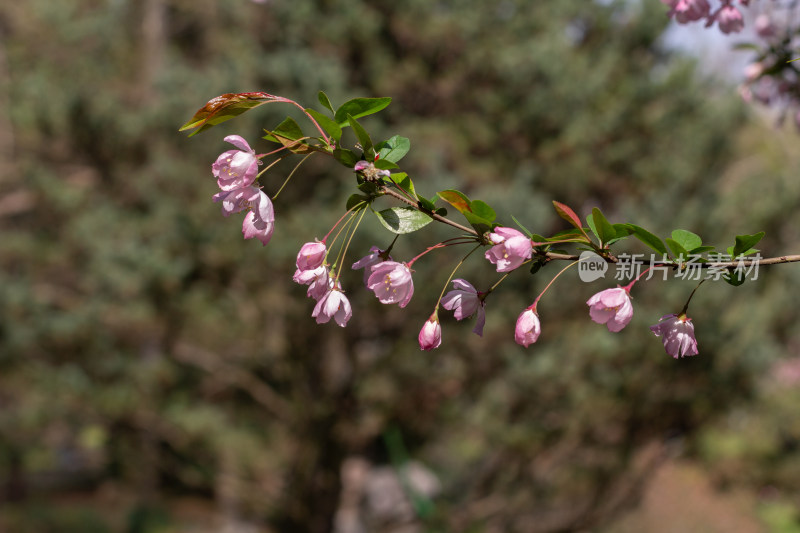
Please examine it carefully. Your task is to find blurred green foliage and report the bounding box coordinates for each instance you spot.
[1,1,799,532]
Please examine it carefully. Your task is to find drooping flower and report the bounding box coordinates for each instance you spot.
[352,246,391,283]
[712,4,744,34]
[418,313,442,351]
[212,135,260,191]
[367,261,414,308]
[312,284,352,327]
[649,313,699,358]
[212,186,262,217]
[670,0,710,23]
[296,241,327,272]
[586,287,633,333]
[484,227,533,272]
[441,279,486,336]
[241,189,274,246]
[515,306,541,348]
[293,265,330,300]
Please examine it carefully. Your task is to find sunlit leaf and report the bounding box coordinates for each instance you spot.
[335,97,392,126]
[180,92,280,136]
[374,206,433,234]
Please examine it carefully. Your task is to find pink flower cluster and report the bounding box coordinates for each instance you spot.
[211,136,274,245]
[660,0,745,34]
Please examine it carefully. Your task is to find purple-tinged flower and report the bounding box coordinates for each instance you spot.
[293,265,330,300]
[212,135,260,191]
[649,313,699,358]
[484,227,533,272]
[586,287,633,333]
[296,241,327,271]
[441,279,486,336]
[312,284,352,327]
[241,189,274,246]
[418,313,442,351]
[515,306,541,348]
[354,160,390,180]
[212,186,262,217]
[670,0,710,23]
[712,4,744,34]
[352,246,391,283]
[754,14,775,38]
[367,261,414,308]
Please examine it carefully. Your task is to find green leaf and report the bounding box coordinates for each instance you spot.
[346,194,370,211]
[724,270,747,286]
[374,159,399,171]
[376,135,411,163]
[305,108,341,142]
[627,224,668,256]
[181,92,280,136]
[547,229,591,244]
[670,229,702,252]
[586,214,599,241]
[665,238,689,259]
[269,116,304,141]
[374,206,433,234]
[730,232,765,257]
[335,97,392,127]
[318,91,334,113]
[470,200,496,222]
[418,196,437,212]
[333,149,358,168]
[389,173,416,197]
[689,245,716,255]
[591,208,616,246]
[347,115,374,157]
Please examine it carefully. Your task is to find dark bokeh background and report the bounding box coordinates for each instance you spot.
[2,1,800,532]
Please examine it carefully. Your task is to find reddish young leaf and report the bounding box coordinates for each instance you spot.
[180,92,280,136]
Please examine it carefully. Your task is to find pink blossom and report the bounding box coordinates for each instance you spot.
[241,189,274,245]
[293,265,330,300]
[212,135,260,191]
[352,246,390,282]
[212,185,261,217]
[312,284,352,327]
[296,241,327,271]
[586,287,633,333]
[649,313,699,358]
[441,279,486,336]
[713,5,744,34]
[484,227,532,272]
[515,307,541,348]
[418,314,442,351]
[754,14,775,38]
[367,261,414,308]
[670,0,710,23]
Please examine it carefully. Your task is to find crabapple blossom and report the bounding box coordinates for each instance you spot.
[296,241,327,271]
[670,0,710,24]
[312,283,352,327]
[515,306,541,348]
[212,135,260,191]
[367,261,414,308]
[293,265,330,300]
[418,313,442,351]
[240,189,274,245]
[441,279,486,336]
[649,313,699,358]
[212,185,262,217]
[352,246,390,283]
[586,287,633,333]
[484,227,532,272]
[712,3,744,34]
